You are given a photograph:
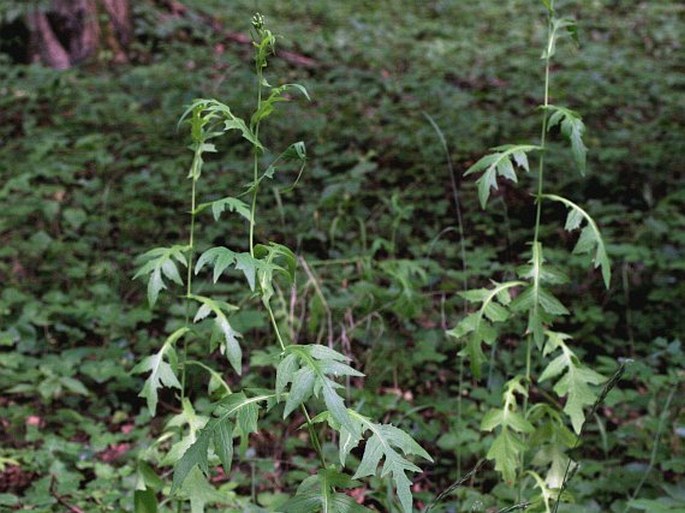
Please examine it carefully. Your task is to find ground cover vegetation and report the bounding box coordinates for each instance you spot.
[0,1,683,512]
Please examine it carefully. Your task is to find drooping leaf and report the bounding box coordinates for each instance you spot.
[512,243,569,348]
[251,83,310,127]
[480,377,533,483]
[279,345,363,438]
[131,327,188,415]
[189,295,242,374]
[254,242,297,305]
[172,392,277,492]
[346,412,432,513]
[539,332,606,433]
[180,98,262,150]
[464,144,540,208]
[447,281,524,377]
[543,194,611,288]
[542,17,579,60]
[281,468,372,513]
[194,196,251,223]
[133,245,189,307]
[544,104,587,175]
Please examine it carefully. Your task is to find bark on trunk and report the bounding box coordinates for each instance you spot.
[27,10,71,70]
[26,0,131,69]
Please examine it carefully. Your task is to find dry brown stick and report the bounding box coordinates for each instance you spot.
[49,475,86,513]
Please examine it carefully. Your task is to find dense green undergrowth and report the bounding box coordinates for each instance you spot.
[0,1,683,512]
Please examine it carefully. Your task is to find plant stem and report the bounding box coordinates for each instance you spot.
[181,175,198,400]
[622,384,677,512]
[520,10,553,499]
[249,72,263,257]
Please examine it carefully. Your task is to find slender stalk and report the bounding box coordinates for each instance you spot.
[520,9,554,499]
[523,2,553,423]
[181,174,198,400]
[249,72,263,257]
[622,384,677,512]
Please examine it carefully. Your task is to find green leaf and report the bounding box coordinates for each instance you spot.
[172,429,210,492]
[251,83,310,126]
[280,345,363,437]
[189,295,242,374]
[254,242,297,305]
[172,392,277,492]
[213,420,234,474]
[464,144,540,208]
[487,428,526,484]
[544,104,587,175]
[181,98,262,150]
[283,367,315,418]
[131,327,187,415]
[195,196,251,222]
[447,281,524,377]
[543,194,611,288]
[281,468,372,513]
[133,245,188,307]
[134,489,158,513]
[539,334,606,433]
[348,413,432,513]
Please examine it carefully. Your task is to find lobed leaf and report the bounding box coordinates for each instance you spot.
[464,144,540,209]
[543,194,611,288]
[544,104,587,175]
[133,245,189,307]
[131,327,188,415]
[189,295,242,374]
[447,281,524,377]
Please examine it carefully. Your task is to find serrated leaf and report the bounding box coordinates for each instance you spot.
[554,364,605,433]
[464,145,540,208]
[487,428,526,484]
[276,353,298,398]
[181,98,262,150]
[195,196,251,222]
[283,366,315,418]
[281,345,362,438]
[171,431,210,493]
[544,194,611,288]
[133,245,188,307]
[213,421,234,474]
[349,414,432,513]
[544,104,587,174]
[189,295,242,374]
[447,281,524,377]
[172,392,276,491]
[131,327,188,415]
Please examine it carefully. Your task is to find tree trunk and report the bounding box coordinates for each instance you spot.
[26,0,131,69]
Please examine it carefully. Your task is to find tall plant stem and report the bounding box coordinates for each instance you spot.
[520,12,553,498]
[249,72,263,257]
[524,12,553,416]
[181,176,198,399]
[266,299,327,466]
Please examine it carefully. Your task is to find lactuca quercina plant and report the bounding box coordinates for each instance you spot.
[131,13,431,513]
[447,1,614,511]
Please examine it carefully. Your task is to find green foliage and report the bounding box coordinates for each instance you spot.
[0,1,681,511]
